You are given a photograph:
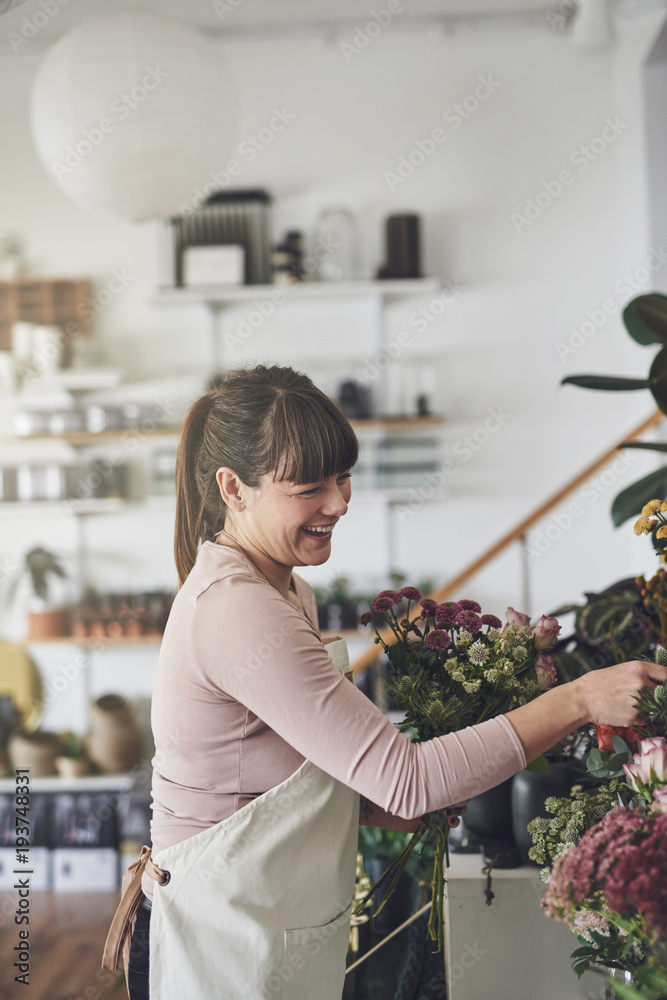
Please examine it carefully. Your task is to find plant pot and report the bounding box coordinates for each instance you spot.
[461,776,515,843]
[27,606,71,641]
[511,760,587,858]
[9,730,61,775]
[55,755,90,779]
[84,694,143,773]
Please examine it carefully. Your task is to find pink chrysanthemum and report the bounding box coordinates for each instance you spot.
[400,586,422,603]
[371,596,396,613]
[359,611,372,626]
[425,630,451,650]
[479,614,502,629]
[456,610,481,634]
[434,602,461,628]
[459,599,482,613]
[376,589,402,606]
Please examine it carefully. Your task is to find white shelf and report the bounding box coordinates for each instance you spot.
[154,277,442,306]
[16,368,123,394]
[0,497,129,515]
[0,772,135,793]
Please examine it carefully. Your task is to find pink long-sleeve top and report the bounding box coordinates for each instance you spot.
[141,541,526,900]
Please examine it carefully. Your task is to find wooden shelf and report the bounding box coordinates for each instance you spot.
[0,772,135,793]
[155,277,442,306]
[5,417,444,449]
[26,633,164,648]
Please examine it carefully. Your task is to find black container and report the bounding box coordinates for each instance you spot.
[462,776,515,843]
[511,761,587,858]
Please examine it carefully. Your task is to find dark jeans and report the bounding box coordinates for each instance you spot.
[127,895,151,1000]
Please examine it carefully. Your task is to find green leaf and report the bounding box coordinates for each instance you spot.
[649,345,667,412]
[525,753,549,774]
[560,375,649,391]
[611,735,630,755]
[623,292,667,346]
[618,441,667,453]
[610,465,667,527]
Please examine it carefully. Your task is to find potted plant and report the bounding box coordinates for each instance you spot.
[55,729,89,778]
[6,546,71,640]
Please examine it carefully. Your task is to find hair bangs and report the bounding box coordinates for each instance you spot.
[265,392,358,485]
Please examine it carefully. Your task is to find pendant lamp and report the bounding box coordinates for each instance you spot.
[30,10,237,223]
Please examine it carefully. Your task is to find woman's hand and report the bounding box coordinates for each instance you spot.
[505,659,667,765]
[576,660,667,727]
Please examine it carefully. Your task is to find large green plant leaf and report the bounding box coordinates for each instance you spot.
[649,345,667,412]
[576,589,638,643]
[611,465,667,526]
[560,375,649,391]
[619,441,667,453]
[623,292,667,346]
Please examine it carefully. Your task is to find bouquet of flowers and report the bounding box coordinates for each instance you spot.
[539,732,667,999]
[355,587,560,951]
[532,639,667,997]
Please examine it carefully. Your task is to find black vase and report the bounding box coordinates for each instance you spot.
[460,776,515,843]
[511,761,586,858]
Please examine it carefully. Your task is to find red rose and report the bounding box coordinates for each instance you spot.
[594,725,640,755]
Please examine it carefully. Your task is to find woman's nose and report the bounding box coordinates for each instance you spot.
[321,482,349,516]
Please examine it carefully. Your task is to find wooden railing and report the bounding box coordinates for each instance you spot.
[350,409,663,674]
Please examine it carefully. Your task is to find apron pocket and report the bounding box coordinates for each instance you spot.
[280,901,353,1000]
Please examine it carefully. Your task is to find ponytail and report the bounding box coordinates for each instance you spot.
[174,394,218,587]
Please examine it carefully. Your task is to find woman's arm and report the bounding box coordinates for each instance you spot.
[504,660,667,762]
[192,578,667,822]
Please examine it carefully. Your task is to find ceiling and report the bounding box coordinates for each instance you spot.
[0,0,560,41]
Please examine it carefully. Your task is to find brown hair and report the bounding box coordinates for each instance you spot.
[174,365,359,586]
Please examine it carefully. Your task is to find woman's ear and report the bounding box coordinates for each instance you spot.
[216,468,246,511]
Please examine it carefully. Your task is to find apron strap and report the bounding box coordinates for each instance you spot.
[101,844,170,974]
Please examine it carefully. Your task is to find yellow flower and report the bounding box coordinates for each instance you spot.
[661,501,667,513]
[657,526,667,540]
[642,499,664,516]
[634,514,657,535]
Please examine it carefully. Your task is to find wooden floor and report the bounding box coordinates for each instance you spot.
[0,890,124,1000]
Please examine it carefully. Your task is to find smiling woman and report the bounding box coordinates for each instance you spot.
[98,362,667,1000]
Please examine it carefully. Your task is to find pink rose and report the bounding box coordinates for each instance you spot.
[534,653,557,691]
[532,615,561,651]
[652,785,667,813]
[504,607,531,628]
[624,738,667,792]
[623,755,651,792]
[638,737,667,783]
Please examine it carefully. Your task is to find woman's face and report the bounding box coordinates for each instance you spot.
[231,469,352,569]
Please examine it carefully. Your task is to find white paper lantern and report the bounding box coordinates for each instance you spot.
[30,11,237,223]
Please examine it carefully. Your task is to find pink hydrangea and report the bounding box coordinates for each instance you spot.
[542,808,667,936]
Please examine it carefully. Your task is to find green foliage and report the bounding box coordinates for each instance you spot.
[612,468,667,527]
[527,782,617,868]
[550,580,656,681]
[560,375,648,391]
[623,292,667,347]
[559,292,667,523]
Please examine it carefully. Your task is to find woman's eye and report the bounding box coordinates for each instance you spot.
[338,473,352,482]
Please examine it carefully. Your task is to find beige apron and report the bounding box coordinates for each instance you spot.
[149,636,360,1000]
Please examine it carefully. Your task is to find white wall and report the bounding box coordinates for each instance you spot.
[1,9,667,728]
